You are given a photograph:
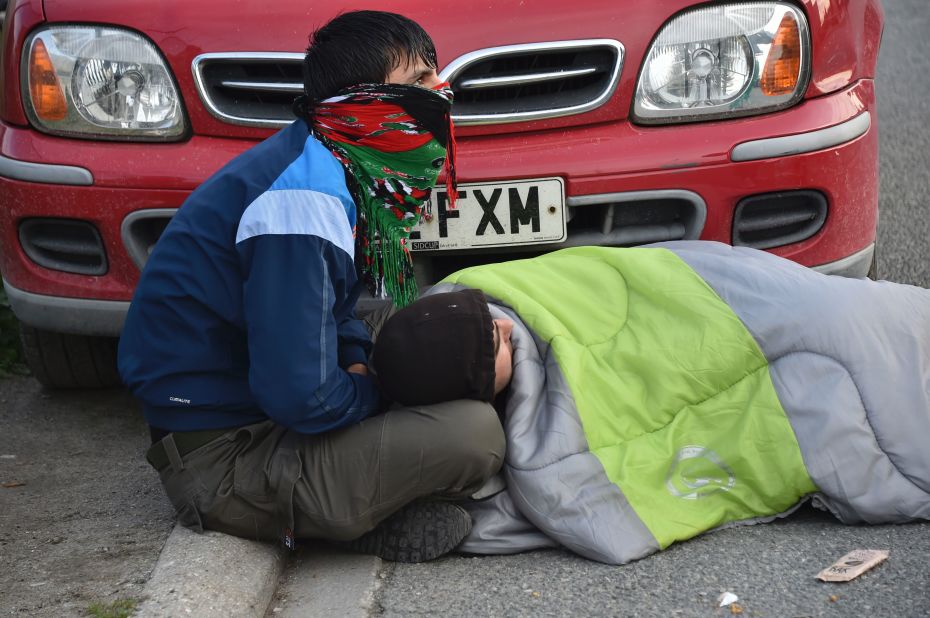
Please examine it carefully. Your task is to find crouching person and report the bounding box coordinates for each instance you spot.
[117,11,504,563]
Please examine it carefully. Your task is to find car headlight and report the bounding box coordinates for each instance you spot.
[22,26,187,140]
[633,2,810,124]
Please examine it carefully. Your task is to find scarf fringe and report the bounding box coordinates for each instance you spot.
[443,114,459,209]
[370,222,418,307]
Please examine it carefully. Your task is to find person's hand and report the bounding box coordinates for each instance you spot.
[347,363,369,376]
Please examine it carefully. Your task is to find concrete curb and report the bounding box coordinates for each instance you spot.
[135,524,287,617]
[267,547,384,617]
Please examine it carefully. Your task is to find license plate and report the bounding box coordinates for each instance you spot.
[410,177,566,251]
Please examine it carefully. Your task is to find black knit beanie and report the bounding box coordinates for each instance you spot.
[372,289,496,405]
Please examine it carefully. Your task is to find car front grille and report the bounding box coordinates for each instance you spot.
[401,190,706,287]
[441,40,624,125]
[563,190,705,248]
[192,39,623,128]
[192,52,304,127]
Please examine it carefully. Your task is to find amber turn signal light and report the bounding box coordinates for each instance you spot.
[761,14,802,96]
[29,39,68,121]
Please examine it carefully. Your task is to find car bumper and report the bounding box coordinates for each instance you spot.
[3,241,875,337]
[0,80,879,335]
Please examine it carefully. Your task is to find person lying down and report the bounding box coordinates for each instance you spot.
[371,240,930,564]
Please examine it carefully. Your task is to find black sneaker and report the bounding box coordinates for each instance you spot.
[345,501,472,563]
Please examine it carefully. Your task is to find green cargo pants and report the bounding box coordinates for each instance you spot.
[151,399,504,544]
[148,303,505,544]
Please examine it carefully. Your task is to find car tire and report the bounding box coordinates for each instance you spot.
[19,325,122,389]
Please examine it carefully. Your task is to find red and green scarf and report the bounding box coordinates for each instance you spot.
[312,82,457,307]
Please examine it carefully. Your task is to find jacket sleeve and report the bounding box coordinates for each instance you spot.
[334,282,374,368]
[238,233,381,433]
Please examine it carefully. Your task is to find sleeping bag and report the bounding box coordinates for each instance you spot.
[428,241,930,564]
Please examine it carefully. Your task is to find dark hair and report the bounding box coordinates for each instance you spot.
[293,10,438,120]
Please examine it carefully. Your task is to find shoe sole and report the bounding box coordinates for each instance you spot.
[348,501,472,563]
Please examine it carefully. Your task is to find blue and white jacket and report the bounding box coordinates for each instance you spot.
[118,119,381,434]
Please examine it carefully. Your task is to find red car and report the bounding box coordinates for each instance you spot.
[0,0,884,387]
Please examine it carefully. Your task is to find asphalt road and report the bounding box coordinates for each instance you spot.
[0,378,173,616]
[378,513,930,617]
[377,0,930,616]
[875,0,930,288]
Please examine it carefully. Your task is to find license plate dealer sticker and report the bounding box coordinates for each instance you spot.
[410,177,566,251]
